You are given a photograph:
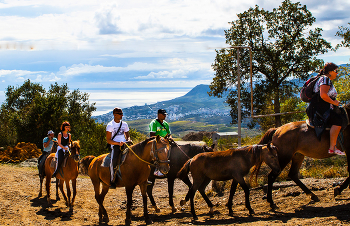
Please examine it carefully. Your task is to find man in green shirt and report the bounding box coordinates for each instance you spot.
[149,109,171,137]
[149,109,171,177]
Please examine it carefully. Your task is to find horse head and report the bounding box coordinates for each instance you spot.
[151,135,170,175]
[202,143,215,152]
[262,142,281,175]
[70,140,81,163]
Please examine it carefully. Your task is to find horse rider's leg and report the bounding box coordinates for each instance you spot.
[45,174,52,206]
[52,149,64,178]
[125,186,136,226]
[168,177,177,213]
[140,182,152,225]
[289,153,319,201]
[334,153,350,197]
[180,175,193,206]
[146,177,159,212]
[71,178,77,208]
[226,179,238,216]
[197,177,214,215]
[55,179,60,200]
[110,146,121,187]
[237,178,254,215]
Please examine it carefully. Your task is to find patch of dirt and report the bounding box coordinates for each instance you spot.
[1,164,350,225]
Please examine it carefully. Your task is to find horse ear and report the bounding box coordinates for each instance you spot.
[156,135,161,142]
[211,144,215,150]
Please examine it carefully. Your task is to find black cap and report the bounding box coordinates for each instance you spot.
[158,109,167,115]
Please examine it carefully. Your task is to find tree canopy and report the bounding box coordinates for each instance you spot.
[209,0,332,127]
[336,22,350,48]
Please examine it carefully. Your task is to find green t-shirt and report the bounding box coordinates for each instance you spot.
[149,119,171,137]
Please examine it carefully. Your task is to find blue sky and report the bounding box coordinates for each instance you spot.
[0,0,350,116]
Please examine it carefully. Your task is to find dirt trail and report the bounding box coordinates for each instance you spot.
[0,164,350,225]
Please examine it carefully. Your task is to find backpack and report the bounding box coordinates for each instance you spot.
[300,75,320,102]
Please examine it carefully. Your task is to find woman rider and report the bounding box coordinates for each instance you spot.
[52,121,72,177]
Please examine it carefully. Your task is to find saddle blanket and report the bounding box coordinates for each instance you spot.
[100,148,129,168]
[50,156,69,168]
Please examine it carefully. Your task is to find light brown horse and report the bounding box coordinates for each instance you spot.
[44,140,80,209]
[258,104,350,209]
[88,135,170,225]
[79,155,95,175]
[177,143,281,220]
[38,141,59,198]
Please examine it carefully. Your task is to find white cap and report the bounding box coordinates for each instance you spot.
[47,130,54,135]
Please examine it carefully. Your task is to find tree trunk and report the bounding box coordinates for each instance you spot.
[274,89,281,127]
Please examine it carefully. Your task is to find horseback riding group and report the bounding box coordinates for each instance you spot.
[37,62,350,225]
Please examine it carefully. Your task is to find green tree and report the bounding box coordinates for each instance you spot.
[209,0,332,127]
[336,22,350,48]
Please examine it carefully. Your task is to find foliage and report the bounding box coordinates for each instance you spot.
[209,0,332,127]
[336,22,350,48]
[333,64,350,104]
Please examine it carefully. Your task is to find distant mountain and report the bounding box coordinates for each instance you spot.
[93,84,231,124]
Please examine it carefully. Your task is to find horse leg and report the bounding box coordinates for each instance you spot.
[140,183,152,225]
[98,183,110,223]
[146,178,160,212]
[238,179,254,215]
[125,186,136,226]
[226,179,238,216]
[59,180,68,206]
[180,175,192,206]
[197,177,213,216]
[168,178,177,213]
[39,176,43,197]
[64,179,72,207]
[188,177,204,221]
[45,175,52,206]
[289,153,319,202]
[334,153,350,197]
[71,178,77,208]
[55,179,60,200]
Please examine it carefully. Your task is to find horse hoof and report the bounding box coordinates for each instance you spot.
[56,196,60,201]
[249,210,255,215]
[310,194,320,202]
[270,203,277,210]
[180,200,186,206]
[125,219,131,226]
[171,206,177,213]
[192,216,198,221]
[334,188,340,197]
[152,205,160,213]
[145,218,153,225]
[209,207,214,215]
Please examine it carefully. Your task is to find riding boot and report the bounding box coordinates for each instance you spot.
[52,149,64,178]
[110,146,121,188]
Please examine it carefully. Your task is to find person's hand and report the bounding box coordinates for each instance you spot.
[119,141,124,146]
[333,100,340,106]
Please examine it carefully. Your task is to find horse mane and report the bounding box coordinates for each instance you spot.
[249,145,265,187]
[130,137,156,155]
[258,128,277,145]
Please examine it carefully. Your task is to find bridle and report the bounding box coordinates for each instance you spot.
[69,141,80,163]
[125,138,170,167]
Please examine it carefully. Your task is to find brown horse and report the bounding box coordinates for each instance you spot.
[79,155,95,175]
[177,143,281,220]
[38,141,59,198]
[88,135,170,225]
[258,104,350,209]
[44,140,80,209]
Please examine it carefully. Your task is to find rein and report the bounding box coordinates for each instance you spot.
[125,139,169,167]
[171,140,190,159]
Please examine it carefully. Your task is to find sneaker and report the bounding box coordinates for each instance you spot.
[154,169,164,177]
[328,149,346,156]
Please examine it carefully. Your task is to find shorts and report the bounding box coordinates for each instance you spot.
[327,109,343,127]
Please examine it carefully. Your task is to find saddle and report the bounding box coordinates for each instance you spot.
[50,154,70,177]
[101,148,129,181]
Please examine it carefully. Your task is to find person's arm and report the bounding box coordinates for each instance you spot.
[43,137,50,148]
[320,85,340,106]
[149,120,156,137]
[106,131,124,146]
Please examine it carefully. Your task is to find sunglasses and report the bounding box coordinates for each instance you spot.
[115,113,123,115]
[334,69,338,73]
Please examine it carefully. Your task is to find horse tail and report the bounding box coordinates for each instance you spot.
[258,128,277,145]
[177,159,192,179]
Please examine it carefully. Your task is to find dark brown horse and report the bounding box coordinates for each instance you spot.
[44,140,80,209]
[79,155,95,175]
[258,104,350,209]
[147,142,215,213]
[177,143,281,220]
[88,135,170,225]
[38,141,59,198]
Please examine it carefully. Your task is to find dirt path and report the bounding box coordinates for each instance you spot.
[1,164,350,225]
